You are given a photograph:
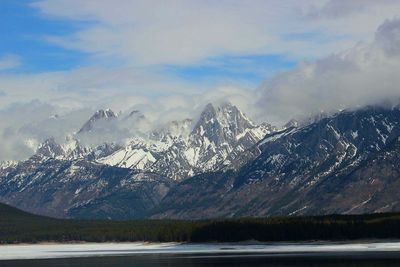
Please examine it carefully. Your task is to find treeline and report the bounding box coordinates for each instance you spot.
[190,214,400,242]
[2,203,400,243]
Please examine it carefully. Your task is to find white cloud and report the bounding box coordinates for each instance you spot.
[0,85,257,160]
[0,100,91,160]
[0,65,205,111]
[257,17,400,125]
[33,0,275,65]
[29,0,365,65]
[305,0,399,19]
[30,1,400,66]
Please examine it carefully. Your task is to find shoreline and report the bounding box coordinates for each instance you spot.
[2,240,400,261]
[2,238,400,246]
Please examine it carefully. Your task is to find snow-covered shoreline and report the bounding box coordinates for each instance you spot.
[2,241,400,260]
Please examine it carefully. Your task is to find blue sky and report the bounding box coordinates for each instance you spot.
[165,54,296,86]
[0,0,297,85]
[0,0,89,73]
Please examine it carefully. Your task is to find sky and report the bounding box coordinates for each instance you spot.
[1,0,400,160]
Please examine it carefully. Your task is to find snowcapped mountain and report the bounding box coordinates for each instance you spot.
[77,109,117,134]
[32,102,273,181]
[187,103,273,169]
[0,102,274,218]
[154,106,400,219]
[2,104,400,220]
[96,102,274,180]
[0,161,17,170]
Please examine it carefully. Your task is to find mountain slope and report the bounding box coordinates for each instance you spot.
[0,156,173,219]
[153,106,400,219]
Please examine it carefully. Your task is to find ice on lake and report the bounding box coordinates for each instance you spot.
[1,241,400,260]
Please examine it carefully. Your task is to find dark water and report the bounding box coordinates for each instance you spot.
[2,252,400,267]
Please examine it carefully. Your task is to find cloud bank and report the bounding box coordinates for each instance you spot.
[257,17,400,124]
[31,0,400,65]
[1,1,400,160]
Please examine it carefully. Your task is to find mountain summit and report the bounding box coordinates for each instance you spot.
[98,102,272,180]
[77,109,117,134]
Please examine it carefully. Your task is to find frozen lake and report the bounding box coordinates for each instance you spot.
[1,241,400,260]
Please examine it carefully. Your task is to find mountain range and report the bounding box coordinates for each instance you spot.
[1,103,400,219]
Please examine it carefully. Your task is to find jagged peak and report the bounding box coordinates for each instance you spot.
[39,137,59,148]
[204,102,215,110]
[217,101,236,110]
[200,102,238,114]
[259,122,278,132]
[97,108,117,118]
[36,138,64,158]
[77,108,117,134]
[0,160,17,169]
[124,109,145,121]
[195,102,255,130]
[189,102,259,147]
[198,103,217,120]
[283,119,299,129]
